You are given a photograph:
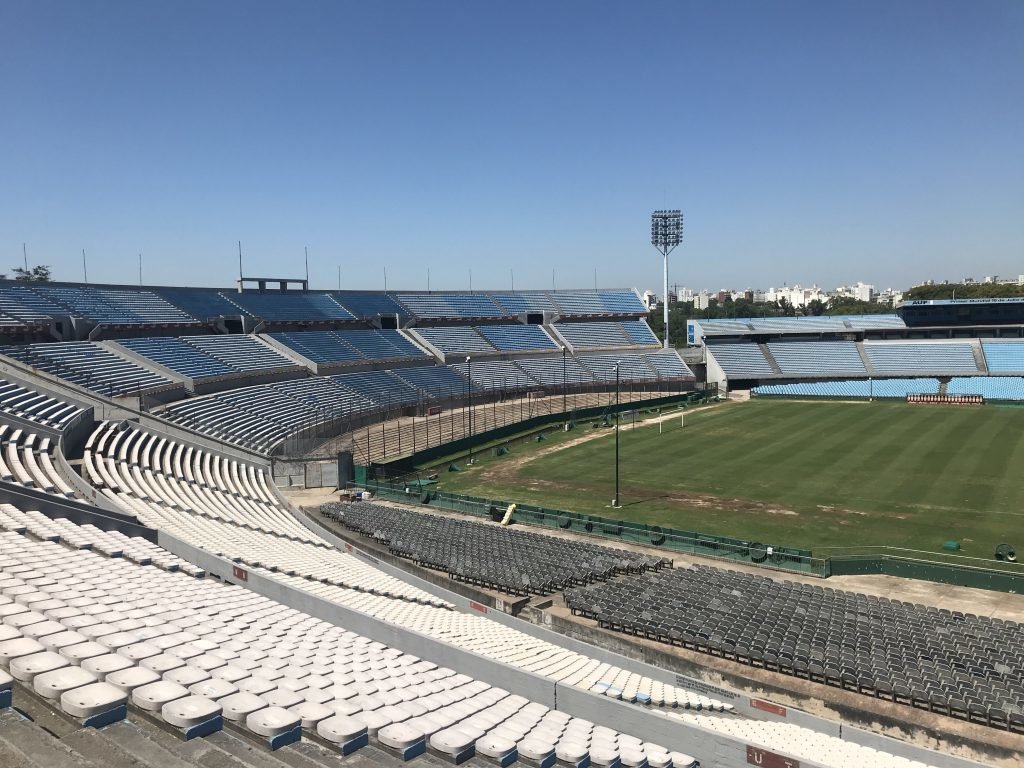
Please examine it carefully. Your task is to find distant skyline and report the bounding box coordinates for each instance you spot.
[2,1,1022,292]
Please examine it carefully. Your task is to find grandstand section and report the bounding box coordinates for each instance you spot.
[476,323,558,352]
[754,379,941,399]
[565,564,1024,731]
[947,376,1024,401]
[688,314,908,343]
[862,341,980,374]
[113,336,239,380]
[228,291,356,322]
[980,341,1024,373]
[396,293,507,319]
[181,335,301,373]
[33,285,199,326]
[328,503,670,596]
[448,359,534,390]
[0,342,177,397]
[0,510,710,766]
[705,343,776,378]
[411,326,496,355]
[554,321,634,349]
[766,341,866,376]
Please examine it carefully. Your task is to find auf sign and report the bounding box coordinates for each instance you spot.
[746,746,799,768]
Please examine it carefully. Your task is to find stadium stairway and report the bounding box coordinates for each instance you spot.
[972,342,989,374]
[758,344,782,375]
[855,342,872,372]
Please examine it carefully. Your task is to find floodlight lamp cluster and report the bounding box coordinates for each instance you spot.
[650,209,683,252]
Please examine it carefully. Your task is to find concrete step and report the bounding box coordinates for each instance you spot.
[0,713,97,768]
[94,719,221,768]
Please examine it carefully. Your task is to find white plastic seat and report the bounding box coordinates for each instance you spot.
[33,665,97,700]
[246,705,300,737]
[105,666,162,694]
[39,631,88,652]
[163,695,221,728]
[61,681,128,718]
[60,641,109,665]
[477,734,518,761]
[289,700,334,729]
[0,636,45,665]
[81,654,134,680]
[132,680,190,711]
[189,678,238,701]
[220,691,267,722]
[317,713,367,744]
[9,651,69,682]
[164,665,211,687]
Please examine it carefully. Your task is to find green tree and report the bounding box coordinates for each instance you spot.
[904,282,1024,301]
[12,265,52,282]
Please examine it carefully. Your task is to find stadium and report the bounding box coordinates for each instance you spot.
[0,277,1019,768]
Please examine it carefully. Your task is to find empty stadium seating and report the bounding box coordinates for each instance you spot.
[84,425,745,721]
[577,353,657,381]
[157,287,250,321]
[448,359,534,390]
[412,327,496,355]
[0,284,68,325]
[754,379,940,399]
[490,292,557,314]
[337,329,427,360]
[0,379,85,428]
[32,286,197,325]
[266,329,430,367]
[766,341,867,376]
[115,337,237,379]
[863,342,979,373]
[706,344,776,377]
[0,426,78,498]
[565,564,1024,730]
[333,291,409,319]
[476,324,558,352]
[396,294,505,319]
[947,376,1024,401]
[392,366,470,398]
[621,320,661,346]
[266,330,365,364]
[555,322,631,349]
[514,356,595,386]
[692,315,908,339]
[981,342,1024,373]
[328,504,670,596]
[181,335,300,372]
[0,510,705,765]
[644,352,695,380]
[228,292,355,322]
[550,291,647,316]
[0,343,175,396]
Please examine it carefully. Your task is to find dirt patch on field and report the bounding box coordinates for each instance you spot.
[473,402,733,488]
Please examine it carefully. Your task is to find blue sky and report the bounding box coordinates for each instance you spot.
[2,1,1022,293]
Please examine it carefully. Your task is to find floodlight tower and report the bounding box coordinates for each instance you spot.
[650,210,683,349]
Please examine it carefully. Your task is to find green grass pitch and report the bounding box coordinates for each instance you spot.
[433,399,1024,557]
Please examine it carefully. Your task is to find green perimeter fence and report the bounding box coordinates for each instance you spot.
[359,478,824,577]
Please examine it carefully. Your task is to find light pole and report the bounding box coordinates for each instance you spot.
[613,361,621,508]
[466,355,473,464]
[561,345,568,418]
[651,210,684,349]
